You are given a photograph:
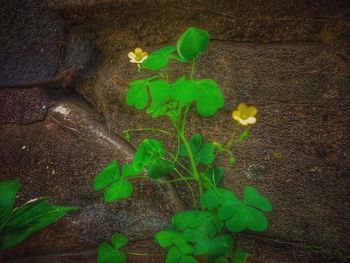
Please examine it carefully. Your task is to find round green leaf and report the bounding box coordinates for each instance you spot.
[177,27,209,60]
[155,230,175,248]
[93,160,120,191]
[166,247,182,263]
[232,249,250,263]
[97,242,126,263]
[243,186,272,212]
[142,46,176,71]
[195,79,224,117]
[170,77,196,104]
[126,80,149,109]
[179,256,199,263]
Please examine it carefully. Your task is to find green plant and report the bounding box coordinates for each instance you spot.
[94,27,271,263]
[0,179,77,250]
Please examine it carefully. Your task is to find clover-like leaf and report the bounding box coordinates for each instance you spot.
[111,232,128,250]
[177,27,209,60]
[103,179,133,203]
[142,46,176,71]
[195,79,224,117]
[126,79,149,110]
[132,138,173,179]
[98,242,126,263]
[202,166,224,188]
[194,235,233,258]
[200,188,239,210]
[179,134,215,165]
[243,186,272,212]
[93,160,120,191]
[232,248,250,263]
[170,77,196,104]
[146,79,172,118]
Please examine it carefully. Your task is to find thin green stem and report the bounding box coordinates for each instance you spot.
[165,150,192,175]
[173,167,197,208]
[125,128,176,137]
[180,134,203,196]
[126,252,153,256]
[168,177,196,183]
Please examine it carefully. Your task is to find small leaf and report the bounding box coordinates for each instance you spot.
[179,134,215,165]
[123,130,131,141]
[232,249,250,263]
[111,233,128,250]
[200,188,238,209]
[179,256,199,263]
[98,242,126,263]
[214,258,229,263]
[173,211,211,230]
[194,235,233,258]
[142,46,176,71]
[132,138,164,171]
[147,80,171,118]
[238,130,249,142]
[170,77,196,104]
[166,247,182,263]
[202,166,224,188]
[103,179,133,203]
[0,179,20,229]
[93,160,120,191]
[195,79,224,117]
[147,158,174,179]
[177,27,209,60]
[126,79,149,109]
[156,230,175,248]
[244,187,272,212]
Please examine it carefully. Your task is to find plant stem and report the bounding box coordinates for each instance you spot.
[126,252,153,256]
[173,168,197,208]
[180,134,203,196]
[125,128,176,137]
[168,177,196,183]
[165,150,192,174]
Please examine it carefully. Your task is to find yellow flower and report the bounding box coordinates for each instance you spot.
[128,48,148,64]
[232,103,257,126]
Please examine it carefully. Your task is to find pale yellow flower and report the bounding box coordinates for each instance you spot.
[128,48,148,64]
[232,103,257,126]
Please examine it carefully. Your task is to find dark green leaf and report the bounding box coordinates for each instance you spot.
[111,233,128,250]
[132,138,164,171]
[173,211,211,230]
[179,134,215,165]
[98,242,126,263]
[179,256,199,263]
[232,249,249,263]
[238,131,249,142]
[177,27,209,60]
[147,158,174,179]
[103,179,133,203]
[202,166,224,188]
[126,79,149,109]
[93,160,120,191]
[2,204,77,249]
[166,247,182,263]
[156,230,175,248]
[200,188,238,209]
[214,258,229,263]
[147,80,171,118]
[194,235,233,257]
[0,179,20,229]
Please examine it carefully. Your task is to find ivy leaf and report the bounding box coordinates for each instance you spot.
[142,46,176,71]
[195,79,224,117]
[93,160,120,191]
[194,235,233,258]
[202,166,224,188]
[170,77,196,104]
[179,134,215,165]
[111,233,128,250]
[0,179,20,230]
[98,242,126,263]
[103,179,133,203]
[232,248,250,263]
[147,79,171,118]
[177,27,209,60]
[126,79,149,110]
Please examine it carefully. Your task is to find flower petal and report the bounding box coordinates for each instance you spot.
[246,117,256,124]
[237,103,247,113]
[247,106,257,117]
[232,110,241,119]
[128,52,136,59]
[238,119,249,126]
[134,48,143,56]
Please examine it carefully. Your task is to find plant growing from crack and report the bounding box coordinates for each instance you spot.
[94,27,271,263]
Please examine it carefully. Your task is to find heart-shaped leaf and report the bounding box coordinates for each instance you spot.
[177,27,209,60]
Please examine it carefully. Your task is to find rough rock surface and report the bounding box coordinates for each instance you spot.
[76,41,350,261]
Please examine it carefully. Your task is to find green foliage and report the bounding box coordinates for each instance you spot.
[98,232,128,263]
[95,26,272,262]
[179,134,215,165]
[0,179,77,250]
[93,160,135,203]
[177,27,209,60]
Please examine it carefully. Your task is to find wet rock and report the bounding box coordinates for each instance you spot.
[0,87,48,124]
[75,41,350,260]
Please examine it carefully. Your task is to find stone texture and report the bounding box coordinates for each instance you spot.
[76,41,350,261]
[48,0,349,59]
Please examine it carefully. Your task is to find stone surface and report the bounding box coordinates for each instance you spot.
[0,87,48,124]
[48,0,349,59]
[76,41,350,261]
[0,96,182,261]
